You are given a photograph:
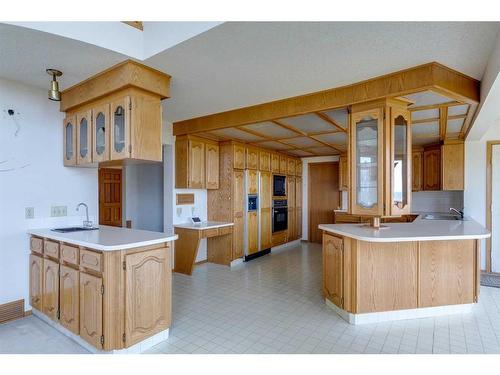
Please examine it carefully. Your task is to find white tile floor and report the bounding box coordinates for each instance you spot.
[2,241,500,354]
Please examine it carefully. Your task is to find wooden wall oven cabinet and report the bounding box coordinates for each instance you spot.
[28,236,172,351]
[349,98,412,217]
[61,60,170,167]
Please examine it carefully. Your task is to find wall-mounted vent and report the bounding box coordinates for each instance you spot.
[0,299,25,324]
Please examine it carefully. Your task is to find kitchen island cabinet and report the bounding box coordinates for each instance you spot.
[319,216,489,324]
[28,226,177,353]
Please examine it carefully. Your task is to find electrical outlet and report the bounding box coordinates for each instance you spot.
[51,205,67,217]
[25,207,34,219]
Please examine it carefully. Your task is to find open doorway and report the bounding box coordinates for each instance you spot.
[98,168,123,227]
[308,162,340,243]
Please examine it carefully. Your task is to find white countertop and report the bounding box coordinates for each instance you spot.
[28,225,178,251]
[319,215,490,242]
[174,221,234,230]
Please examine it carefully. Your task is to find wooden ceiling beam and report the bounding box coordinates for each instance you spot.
[439,106,448,141]
[271,120,307,136]
[408,101,462,112]
[314,112,347,133]
[173,62,479,136]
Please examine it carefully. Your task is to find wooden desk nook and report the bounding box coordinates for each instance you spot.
[174,222,234,275]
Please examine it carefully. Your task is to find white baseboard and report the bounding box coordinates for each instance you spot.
[33,309,169,354]
[325,298,474,325]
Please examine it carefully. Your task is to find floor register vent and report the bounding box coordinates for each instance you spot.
[0,299,25,324]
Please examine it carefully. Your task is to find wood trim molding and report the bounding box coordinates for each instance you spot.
[173,62,479,136]
[485,141,500,273]
[122,21,144,31]
[60,60,171,112]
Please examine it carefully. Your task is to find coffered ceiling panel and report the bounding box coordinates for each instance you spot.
[321,108,349,129]
[281,114,337,134]
[209,128,266,142]
[404,90,454,107]
[448,104,469,116]
[287,149,315,157]
[306,146,339,156]
[412,121,439,136]
[447,118,465,135]
[411,108,439,121]
[242,122,298,138]
[282,136,324,148]
[313,132,347,146]
[254,140,293,150]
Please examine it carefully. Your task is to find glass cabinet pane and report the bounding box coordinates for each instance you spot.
[79,118,88,158]
[95,112,106,155]
[65,122,73,161]
[393,115,408,208]
[114,106,125,153]
[355,116,379,209]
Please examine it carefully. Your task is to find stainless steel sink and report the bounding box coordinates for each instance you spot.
[51,226,98,233]
[421,214,466,221]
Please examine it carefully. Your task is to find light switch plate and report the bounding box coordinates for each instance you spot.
[51,205,67,217]
[25,207,34,219]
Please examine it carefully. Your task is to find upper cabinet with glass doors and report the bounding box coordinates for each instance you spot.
[60,60,171,167]
[349,98,412,217]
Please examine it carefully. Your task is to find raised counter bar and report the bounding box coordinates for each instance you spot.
[27,226,178,353]
[319,216,490,325]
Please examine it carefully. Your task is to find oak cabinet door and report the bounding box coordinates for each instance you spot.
[423,147,441,190]
[125,248,171,347]
[247,170,258,195]
[188,139,205,188]
[442,142,464,191]
[246,147,259,170]
[322,234,343,308]
[92,103,111,163]
[42,258,59,321]
[233,214,244,259]
[80,272,103,348]
[29,254,43,311]
[63,115,77,166]
[259,151,271,172]
[110,96,131,160]
[271,153,280,173]
[60,265,80,334]
[232,169,245,259]
[287,158,296,176]
[205,142,219,189]
[76,110,93,165]
[412,151,423,191]
[339,155,349,191]
[296,208,303,239]
[279,155,287,174]
[247,211,259,255]
[296,159,303,176]
[233,144,246,169]
[260,208,272,250]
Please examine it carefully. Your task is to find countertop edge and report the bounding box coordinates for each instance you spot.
[173,222,234,230]
[318,225,491,242]
[27,230,178,251]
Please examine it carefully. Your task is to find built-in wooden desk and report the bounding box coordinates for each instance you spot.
[173,222,234,275]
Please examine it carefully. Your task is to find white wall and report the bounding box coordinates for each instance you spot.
[465,118,500,271]
[0,77,98,308]
[300,155,340,241]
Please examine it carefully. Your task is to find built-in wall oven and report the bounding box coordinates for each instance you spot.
[272,199,288,233]
[273,175,286,197]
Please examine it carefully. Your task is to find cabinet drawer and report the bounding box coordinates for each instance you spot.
[80,249,102,272]
[44,240,59,259]
[30,237,43,254]
[218,226,233,236]
[202,228,219,238]
[60,244,79,266]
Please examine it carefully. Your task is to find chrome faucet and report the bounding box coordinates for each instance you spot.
[450,207,464,219]
[76,203,93,228]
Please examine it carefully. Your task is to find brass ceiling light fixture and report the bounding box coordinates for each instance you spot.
[46,68,63,101]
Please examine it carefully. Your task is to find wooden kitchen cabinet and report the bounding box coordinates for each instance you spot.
[246,146,259,170]
[61,61,170,167]
[29,254,43,311]
[442,141,464,191]
[288,176,296,240]
[279,155,288,174]
[339,154,349,191]
[79,272,103,348]
[60,265,80,334]
[205,141,219,189]
[124,248,171,347]
[63,115,77,166]
[296,159,303,176]
[233,143,246,169]
[271,153,280,173]
[412,150,423,191]
[247,169,258,195]
[260,171,272,250]
[259,150,271,172]
[322,233,343,308]
[423,145,441,191]
[176,135,219,189]
[232,169,245,259]
[92,103,110,163]
[76,110,93,165]
[287,157,296,176]
[247,211,259,255]
[296,177,303,239]
[42,258,59,321]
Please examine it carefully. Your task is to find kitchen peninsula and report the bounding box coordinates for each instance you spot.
[319,216,490,324]
[28,226,177,353]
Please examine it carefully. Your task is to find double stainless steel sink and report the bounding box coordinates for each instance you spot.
[421,214,467,221]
